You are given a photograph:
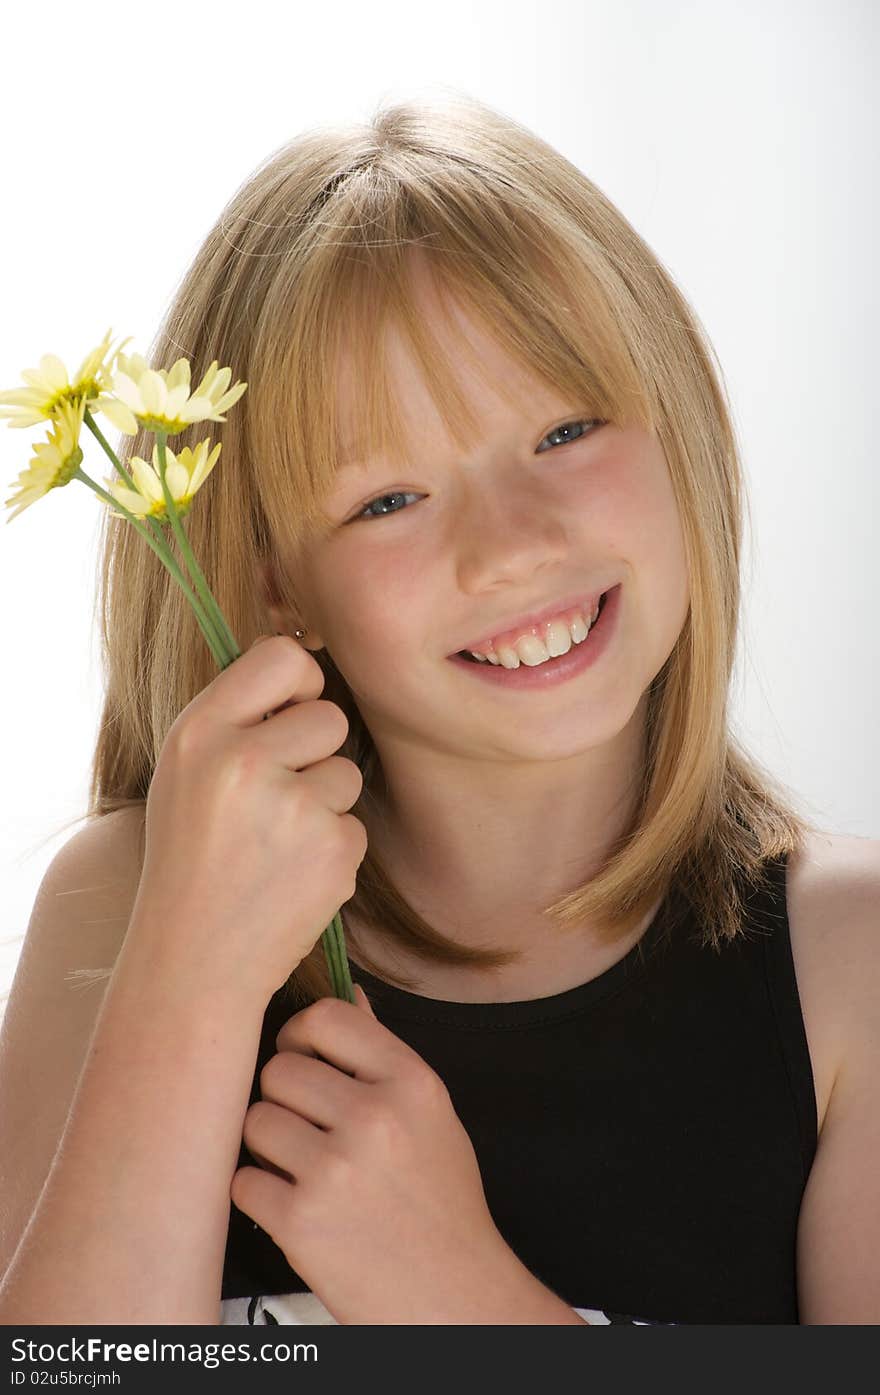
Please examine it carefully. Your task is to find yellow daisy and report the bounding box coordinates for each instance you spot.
[103,437,223,521]
[4,397,86,522]
[0,328,130,428]
[94,352,247,436]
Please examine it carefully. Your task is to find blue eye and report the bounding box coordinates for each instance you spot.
[354,489,422,522]
[536,418,604,451]
[351,418,604,522]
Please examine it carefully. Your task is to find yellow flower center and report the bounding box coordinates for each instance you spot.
[48,381,102,417]
[137,412,188,435]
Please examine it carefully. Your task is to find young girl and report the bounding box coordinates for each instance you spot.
[1,94,877,1327]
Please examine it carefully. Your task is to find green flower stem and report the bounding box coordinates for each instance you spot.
[84,409,173,568]
[82,411,229,661]
[154,432,239,665]
[328,910,357,1004]
[71,467,227,666]
[80,419,352,1002]
[83,409,138,491]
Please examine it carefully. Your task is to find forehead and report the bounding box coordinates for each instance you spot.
[332,270,569,472]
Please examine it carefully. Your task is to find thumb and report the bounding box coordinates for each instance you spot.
[354,983,376,1016]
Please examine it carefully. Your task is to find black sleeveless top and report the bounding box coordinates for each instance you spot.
[220,852,817,1325]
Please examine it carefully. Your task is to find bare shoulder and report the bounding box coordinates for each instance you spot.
[7,804,147,1009]
[787,829,880,1321]
[785,827,880,1138]
[45,804,147,921]
[0,805,148,1276]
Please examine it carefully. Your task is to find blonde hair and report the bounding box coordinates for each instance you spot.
[57,93,821,1008]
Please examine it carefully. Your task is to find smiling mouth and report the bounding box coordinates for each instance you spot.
[456,590,610,662]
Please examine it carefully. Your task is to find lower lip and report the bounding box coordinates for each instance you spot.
[447,583,622,690]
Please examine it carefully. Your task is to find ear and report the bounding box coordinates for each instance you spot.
[257,555,301,639]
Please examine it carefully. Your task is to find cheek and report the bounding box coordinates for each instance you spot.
[317,553,431,689]
[648,472,691,600]
[628,475,691,642]
[565,459,652,557]
[310,535,422,637]
[587,459,690,637]
[346,548,427,639]
[597,455,685,563]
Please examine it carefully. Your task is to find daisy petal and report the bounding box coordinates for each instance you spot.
[166,358,191,392]
[38,354,70,390]
[31,437,63,465]
[213,382,248,414]
[139,370,167,416]
[96,396,139,435]
[189,441,222,492]
[111,372,143,411]
[163,384,191,418]
[0,407,47,427]
[165,459,190,498]
[74,329,113,382]
[20,369,53,389]
[132,456,166,503]
[210,365,232,397]
[109,483,154,515]
[194,362,221,397]
[0,386,52,407]
[180,394,217,422]
[5,492,43,522]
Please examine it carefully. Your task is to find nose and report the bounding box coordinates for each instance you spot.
[451,477,570,593]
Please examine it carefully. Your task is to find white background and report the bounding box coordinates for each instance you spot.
[1,0,877,1012]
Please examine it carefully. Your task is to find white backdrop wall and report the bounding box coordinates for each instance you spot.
[1,0,877,1013]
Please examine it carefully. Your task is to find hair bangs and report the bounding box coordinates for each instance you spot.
[249,162,657,555]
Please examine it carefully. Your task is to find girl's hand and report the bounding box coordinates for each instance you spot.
[230,986,516,1324]
[129,635,367,1005]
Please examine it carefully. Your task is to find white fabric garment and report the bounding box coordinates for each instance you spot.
[218,1290,661,1325]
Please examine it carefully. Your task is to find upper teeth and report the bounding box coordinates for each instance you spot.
[468,600,601,668]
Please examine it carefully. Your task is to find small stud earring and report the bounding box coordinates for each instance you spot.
[294,628,306,639]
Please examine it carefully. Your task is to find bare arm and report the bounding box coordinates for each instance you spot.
[796,837,880,1323]
[0,919,265,1325]
[0,640,360,1326]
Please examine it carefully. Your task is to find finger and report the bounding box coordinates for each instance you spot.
[241,1124,294,1180]
[202,634,327,729]
[260,1050,359,1128]
[288,757,365,816]
[275,997,411,1084]
[245,1148,292,1182]
[252,697,350,767]
[243,1099,324,1178]
[231,1164,293,1240]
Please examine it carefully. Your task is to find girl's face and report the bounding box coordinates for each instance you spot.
[285,294,691,772]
